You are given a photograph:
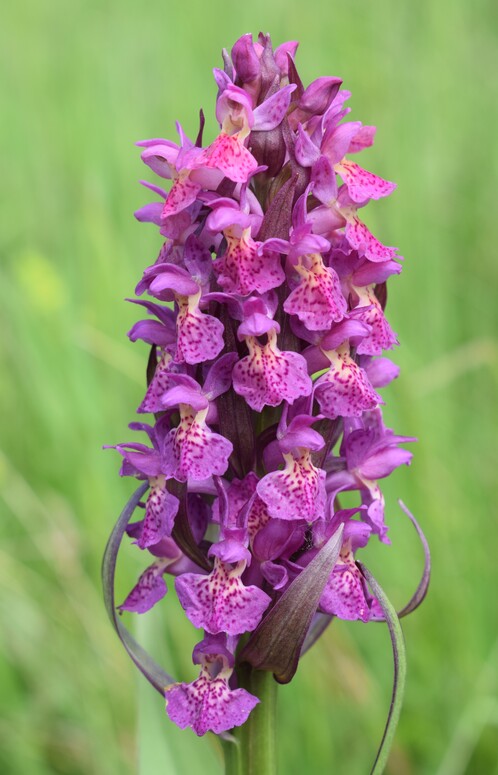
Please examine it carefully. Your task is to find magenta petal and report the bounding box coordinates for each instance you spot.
[114,445,162,478]
[261,561,288,590]
[337,160,396,203]
[183,234,213,285]
[192,633,235,665]
[315,348,382,419]
[319,556,371,622]
[134,202,164,225]
[162,408,233,482]
[279,414,325,454]
[299,76,342,115]
[203,352,238,401]
[128,319,173,347]
[175,559,271,635]
[212,473,259,525]
[233,334,312,412]
[252,84,296,131]
[360,448,413,480]
[257,451,326,522]
[246,495,272,544]
[295,124,320,167]
[355,287,398,355]
[362,356,400,387]
[176,300,225,365]
[159,380,208,413]
[138,356,177,414]
[212,66,232,92]
[237,311,279,339]
[231,33,260,82]
[352,259,402,286]
[166,670,259,736]
[252,517,304,562]
[366,497,390,543]
[284,254,347,330]
[274,40,299,74]
[149,266,199,298]
[348,125,376,153]
[214,233,285,295]
[140,179,169,198]
[216,85,254,128]
[140,143,177,177]
[119,562,168,614]
[209,537,251,564]
[311,156,338,204]
[195,133,258,183]
[346,217,399,263]
[320,319,370,351]
[322,121,361,165]
[138,485,179,548]
[343,427,377,470]
[206,203,254,233]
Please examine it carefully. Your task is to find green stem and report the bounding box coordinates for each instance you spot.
[223,667,278,775]
[221,734,242,775]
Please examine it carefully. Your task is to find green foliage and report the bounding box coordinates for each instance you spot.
[1,1,498,773]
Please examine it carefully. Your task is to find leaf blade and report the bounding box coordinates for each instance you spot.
[396,500,431,618]
[358,563,407,775]
[372,500,431,622]
[102,482,175,694]
[239,524,343,683]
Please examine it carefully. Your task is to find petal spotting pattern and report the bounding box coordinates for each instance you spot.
[107,32,419,739]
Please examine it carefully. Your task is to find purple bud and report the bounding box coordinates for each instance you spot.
[232,33,261,84]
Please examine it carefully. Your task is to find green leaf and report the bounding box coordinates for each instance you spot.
[372,500,431,621]
[397,500,431,618]
[239,525,343,684]
[101,482,175,694]
[357,563,407,775]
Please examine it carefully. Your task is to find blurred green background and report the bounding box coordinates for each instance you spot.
[1,0,497,773]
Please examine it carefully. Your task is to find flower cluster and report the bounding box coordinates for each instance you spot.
[110,33,414,737]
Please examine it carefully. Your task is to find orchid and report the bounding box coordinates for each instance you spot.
[103,33,429,775]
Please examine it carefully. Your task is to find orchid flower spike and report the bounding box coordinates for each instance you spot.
[104,32,428,774]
